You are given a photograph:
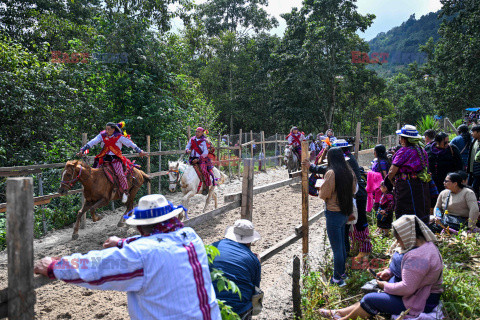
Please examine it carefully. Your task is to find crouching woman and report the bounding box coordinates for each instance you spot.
[319,215,443,319]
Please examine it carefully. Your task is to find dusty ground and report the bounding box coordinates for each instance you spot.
[0,167,330,320]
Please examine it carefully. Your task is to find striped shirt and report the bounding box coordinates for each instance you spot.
[50,227,221,320]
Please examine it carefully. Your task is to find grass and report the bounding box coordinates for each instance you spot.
[301,212,480,319]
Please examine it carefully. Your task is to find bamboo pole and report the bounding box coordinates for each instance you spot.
[377,117,382,144]
[355,122,361,159]
[238,129,242,177]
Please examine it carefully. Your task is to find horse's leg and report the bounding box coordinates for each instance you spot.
[80,211,87,229]
[91,208,102,222]
[203,187,214,213]
[213,188,218,209]
[72,199,105,240]
[118,187,137,227]
[182,189,196,210]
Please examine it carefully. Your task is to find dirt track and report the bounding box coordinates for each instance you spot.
[0,167,329,320]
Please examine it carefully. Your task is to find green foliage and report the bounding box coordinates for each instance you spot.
[416,115,441,134]
[205,245,241,320]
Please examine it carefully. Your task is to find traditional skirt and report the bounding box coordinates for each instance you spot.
[394,177,430,223]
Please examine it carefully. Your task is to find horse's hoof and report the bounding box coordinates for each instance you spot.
[117,222,126,227]
[72,234,79,240]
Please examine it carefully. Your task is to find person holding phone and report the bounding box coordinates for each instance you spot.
[318,215,443,319]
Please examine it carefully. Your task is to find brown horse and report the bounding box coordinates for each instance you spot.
[58,160,150,240]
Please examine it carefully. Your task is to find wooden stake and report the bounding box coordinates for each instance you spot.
[216,134,221,169]
[260,131,265,171]
[301,141,309,258]
[355,122,361,159]
[238,129,243,177]
[377,117,382,144]
[250,130,254,160]
[7,177,35,320]
[292,256,302,319]
[158,140,162,192]
[80,133,87,228]
[240,159,254,221]
[146,135,151,194]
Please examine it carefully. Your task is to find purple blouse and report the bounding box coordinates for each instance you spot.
[392,146,428,174]
[372,159,390,173]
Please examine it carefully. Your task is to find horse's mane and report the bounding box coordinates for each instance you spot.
[69,159,92,173]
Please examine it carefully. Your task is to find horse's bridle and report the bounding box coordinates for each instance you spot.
[168,167,185,187]
[61,166,83,190]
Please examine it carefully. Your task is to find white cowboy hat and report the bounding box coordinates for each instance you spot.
[125,194,185,226]
[225,219,261,244]
[396,125,422,139]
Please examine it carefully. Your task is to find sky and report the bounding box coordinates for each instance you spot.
[268,0,443,40]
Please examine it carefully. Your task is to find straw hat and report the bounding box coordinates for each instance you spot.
[125,194,185,226]
[225,219,261,244]
[396,125,422,139]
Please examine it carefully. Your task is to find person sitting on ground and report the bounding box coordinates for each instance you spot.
[186,127,216,195]
[287,126,306,160]
[434,172,480,230]
[318,215,443,320]
[450,124,472,170]
[34,194,221,320]
[423,129,436,147]
[77,121,147,203]
[210,220,261,320]
[303,147,357,286]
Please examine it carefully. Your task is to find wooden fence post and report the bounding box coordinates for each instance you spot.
[38,173,47,235]
[301,141,309,259]
[158,140,162,193]
[238,129,243,177]
[260,131,265,171]
[388,135,392,149]
[7,177,35,320]
[80,133,87,228]
[227,135,232,178]
[377,117,382,144]
[146,135,151,194]
[355,122,361,159]
[250,130,254,161]
[275,133,279,166]
[292,256,302,319]
[240,159,254,221]
[217,134,221,169]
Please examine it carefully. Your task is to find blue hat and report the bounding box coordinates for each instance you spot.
[125,194,186,225]
[396,125,422,139]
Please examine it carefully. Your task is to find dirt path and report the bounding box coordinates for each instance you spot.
[0,167,329,320]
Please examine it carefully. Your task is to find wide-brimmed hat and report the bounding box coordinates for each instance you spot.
[125,194,186,226]
[333,139,352,148]
[225,219,261,244]
[396,125,422,139]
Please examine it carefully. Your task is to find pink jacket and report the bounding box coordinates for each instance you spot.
[384,242,443,318]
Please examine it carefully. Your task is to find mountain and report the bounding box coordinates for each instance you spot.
[367,11,443,76]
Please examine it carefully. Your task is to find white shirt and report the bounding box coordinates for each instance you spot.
[185,137,209,158]
[52,227,221,320]
[287,133,306,147]
[86,133,142,155]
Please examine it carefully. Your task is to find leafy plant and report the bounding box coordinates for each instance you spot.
[416,115,441,134]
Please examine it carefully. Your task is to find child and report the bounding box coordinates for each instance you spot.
[377,181,394,236]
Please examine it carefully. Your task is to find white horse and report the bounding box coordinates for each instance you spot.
[168,161,226,213]
[284,145,300,173]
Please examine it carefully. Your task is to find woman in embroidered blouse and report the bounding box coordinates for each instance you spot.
[387,125,431,223]
[372,144,390,178]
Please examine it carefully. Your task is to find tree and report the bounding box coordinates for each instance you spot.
[197,0,278,37]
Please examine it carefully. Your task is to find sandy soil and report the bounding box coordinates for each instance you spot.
[0,167,330,320]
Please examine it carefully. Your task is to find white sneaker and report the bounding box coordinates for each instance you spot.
[122,193,128,203]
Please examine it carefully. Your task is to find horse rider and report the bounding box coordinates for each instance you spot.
[77,122,146,203]
[185,127,216,195]
[287,126,306,160]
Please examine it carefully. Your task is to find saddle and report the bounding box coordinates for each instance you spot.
[102,162,131,197]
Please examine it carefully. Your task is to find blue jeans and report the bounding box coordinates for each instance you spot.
[325,210,348,280]
[361,292,406,315]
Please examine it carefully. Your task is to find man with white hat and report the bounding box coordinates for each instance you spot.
[210,219,261,319]
[34,194,221,320]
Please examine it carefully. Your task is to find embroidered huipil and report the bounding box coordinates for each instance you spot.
[49,227,221,320]
[83,133,142,155]
[186,137,209,158]
[392,146,428,174]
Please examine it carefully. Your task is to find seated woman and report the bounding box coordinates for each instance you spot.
[434,172,480,230]
[318,215,443,319]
